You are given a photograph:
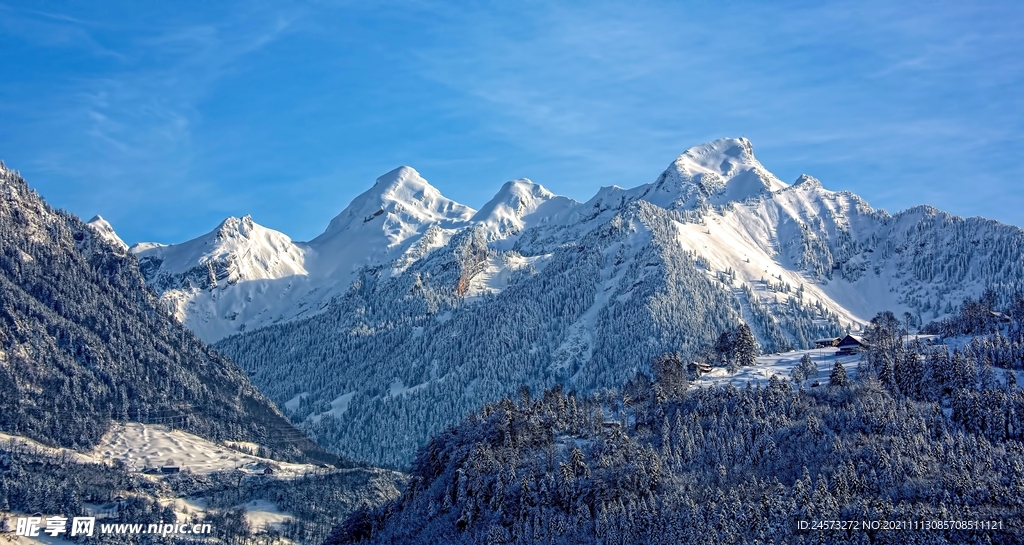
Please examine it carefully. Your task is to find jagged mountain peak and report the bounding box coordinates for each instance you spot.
[498,178,554,199]
[474,179,552,219]
[216,214,257,240]
[368,166,440,204]
[646,137,788,209]
[791,174,823,189]
[85,214,128,251]
[128,213,308,339]
[366,166,469,215]
[472,179,575,238]
[132,214,304,278]
[676,137,757,169]
[315,166,475,243]
[373,165,425,189]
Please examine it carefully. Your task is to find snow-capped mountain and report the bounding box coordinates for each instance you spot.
[133,139,805,344]
[471,178,576,240]
[0,162,335,464]
[132,214,309,339]
[132,166,479,341]
[308,165,476,276]
[85,214,128,252]
[134,137,1024,467]
[640,135,788,209]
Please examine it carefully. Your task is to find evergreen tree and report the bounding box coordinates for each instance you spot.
[790,364,807,384]
[714,330,736,367]
[829,361,848,387]
[866,311,903,378]
[799,353,817,378]
[652,353,687,401]
[734,324,759,367]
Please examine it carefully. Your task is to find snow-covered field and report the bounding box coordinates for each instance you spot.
[88,422,317,476]
[157,497,295,533]
[694,347,848,389]
[0,423,322,544]
[695,334,944,390]
[2,422,317,477]
[239,499,295,532]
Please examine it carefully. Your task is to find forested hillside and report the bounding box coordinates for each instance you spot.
[331,314,1024,544]
[0,162,330,463]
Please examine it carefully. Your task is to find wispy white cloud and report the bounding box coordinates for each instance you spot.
[406,0,1024,221]
[2,0,1023,240]
[0,3,125,58]
[1,2,307,240]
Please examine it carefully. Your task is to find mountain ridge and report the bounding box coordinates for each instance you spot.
[84,138,1024,467]
[125,137,877,343]
[0,162,337,465]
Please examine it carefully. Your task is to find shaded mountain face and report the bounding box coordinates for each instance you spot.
[0,163,333,464]
[133,138,1024,467]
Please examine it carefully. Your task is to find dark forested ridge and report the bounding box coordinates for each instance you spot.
[332,321,1024,544]
[0,163,333,464]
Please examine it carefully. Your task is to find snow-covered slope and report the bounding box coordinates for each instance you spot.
[471,178,576,241]
[132,167,480,342]
[85,215,128,252]
[137,137,1024,467]
[308,166,476,278]
[89,422,317,475]
[132,215,310,340]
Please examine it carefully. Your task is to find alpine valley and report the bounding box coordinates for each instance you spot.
[0,163,404,544]
[125,138,1024,469]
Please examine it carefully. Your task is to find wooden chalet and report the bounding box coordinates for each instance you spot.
[160,459,181,474]
[835,335,868,356]
[813,337,841,348]
[990,311,1012,323]
[688,361,714,376]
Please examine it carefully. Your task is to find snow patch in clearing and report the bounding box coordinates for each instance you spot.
[387,379,430,398]
[283,392,309,412]
[694,347,849,389]
[87,423,315,475]
[310,392,356,424]
[240,499,295,531]
[464,252,548,300]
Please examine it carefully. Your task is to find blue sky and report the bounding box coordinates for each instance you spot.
[1,1,1022,244]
